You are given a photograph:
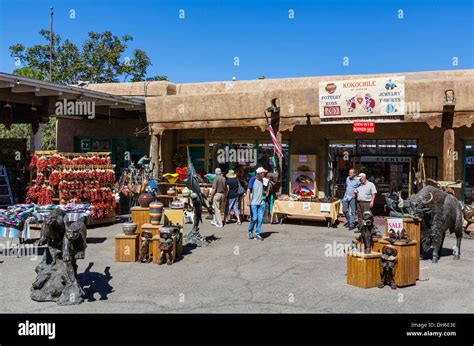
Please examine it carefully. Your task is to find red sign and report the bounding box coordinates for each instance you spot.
[353,121,375,133]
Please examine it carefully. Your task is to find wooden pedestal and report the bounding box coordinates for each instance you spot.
[384,217,421,279]
[347,251,382,288]
[380,239,418,287]
[151,235,177,264]
[115,234,139,262]
[141,223,162,237]
[372,237,383,253]
[131,207,150,233]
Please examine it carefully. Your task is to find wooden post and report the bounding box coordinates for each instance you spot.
[443,129,455,181]
[276,131,283,193]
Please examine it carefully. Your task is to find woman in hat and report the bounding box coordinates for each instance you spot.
[225,169,242,225]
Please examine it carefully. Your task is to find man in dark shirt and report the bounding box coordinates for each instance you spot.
[225,169,241,224]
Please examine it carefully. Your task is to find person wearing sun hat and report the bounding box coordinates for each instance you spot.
[246,167,268,240]
[225,169,241,224]
[209,167,227,228]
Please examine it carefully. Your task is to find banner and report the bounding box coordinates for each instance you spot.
[319,76,405,122]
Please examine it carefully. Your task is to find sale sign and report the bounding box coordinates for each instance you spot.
[353,121,375,133]
[387,218,404,234]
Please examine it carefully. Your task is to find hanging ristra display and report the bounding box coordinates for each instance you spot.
[26,151,116,221]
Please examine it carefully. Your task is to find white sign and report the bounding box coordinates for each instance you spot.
[302,202,311,211]
[319,77,405,123]
[320,203,331,212]
[387,218,404,233]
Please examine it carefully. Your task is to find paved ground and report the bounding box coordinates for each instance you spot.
[0,218,473,313]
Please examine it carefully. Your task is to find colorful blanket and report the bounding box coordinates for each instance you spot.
[0,203,91,240]
[0,204,35,229]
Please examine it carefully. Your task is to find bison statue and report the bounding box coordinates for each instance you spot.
[402,186,464,263]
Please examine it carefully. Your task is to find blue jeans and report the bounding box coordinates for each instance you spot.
[342,198,356,228]
[248,204,265,236]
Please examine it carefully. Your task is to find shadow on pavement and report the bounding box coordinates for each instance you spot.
[79,262,114,301]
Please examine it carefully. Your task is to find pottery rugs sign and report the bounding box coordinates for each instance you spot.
[319,76,405,123]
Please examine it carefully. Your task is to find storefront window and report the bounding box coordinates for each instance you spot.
[357,139,417,156]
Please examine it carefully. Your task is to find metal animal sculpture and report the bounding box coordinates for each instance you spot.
[139,230,153,263]
[355,210,374,254]
[158,230,174,265]
[62,216,87,277]
[31,206,85,305]
[407,186,464,263]
[186,147,213,216]
[378,245,398,289]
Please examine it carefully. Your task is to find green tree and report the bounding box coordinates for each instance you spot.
[4,30,166,148]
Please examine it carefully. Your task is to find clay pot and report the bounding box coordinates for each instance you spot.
[149,200,164,225]
[122,222,137,235]
[138,192,154,207]
[167,187,176,196]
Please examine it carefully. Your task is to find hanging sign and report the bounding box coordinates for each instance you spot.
[353,121,375,133]
[319,76,405,123]
[360,156,411,163]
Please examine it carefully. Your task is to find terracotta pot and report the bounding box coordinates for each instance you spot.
[149,200,164,225]
[138,192,154,207]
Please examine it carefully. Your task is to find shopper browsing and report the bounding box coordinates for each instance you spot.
[354,173,377,233]
[342,168,360,231]
[225,169,241,225]
[209,168,227,228]
[246,167,267,241]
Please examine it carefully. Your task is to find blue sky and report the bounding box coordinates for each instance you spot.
[0,0,473,83]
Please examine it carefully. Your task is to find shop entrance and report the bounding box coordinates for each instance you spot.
[328,139,421,214]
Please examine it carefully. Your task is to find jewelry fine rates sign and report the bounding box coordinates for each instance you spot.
[319,76,405,122]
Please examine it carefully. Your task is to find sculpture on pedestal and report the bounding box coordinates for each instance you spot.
[139,230,153,263]
[378,244,398,289]
[31,207,86,305]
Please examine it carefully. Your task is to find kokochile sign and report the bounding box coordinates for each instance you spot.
[319,76,405,123]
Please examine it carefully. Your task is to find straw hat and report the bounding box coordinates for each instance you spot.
[226,169,237,178]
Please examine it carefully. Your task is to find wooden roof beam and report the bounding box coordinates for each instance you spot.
[35,89,63,97]
[11,85,40,93]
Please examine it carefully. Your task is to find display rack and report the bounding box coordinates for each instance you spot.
[289,154,317,197]
[27,151,116,224]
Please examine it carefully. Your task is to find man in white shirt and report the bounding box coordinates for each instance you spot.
[354,173,377,232]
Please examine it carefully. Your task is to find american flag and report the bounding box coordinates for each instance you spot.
[267,121,283,158]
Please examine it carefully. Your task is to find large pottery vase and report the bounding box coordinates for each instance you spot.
[138,192,154,207]
[149,200,164,225]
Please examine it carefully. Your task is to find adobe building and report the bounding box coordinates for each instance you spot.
[55,69,474,206]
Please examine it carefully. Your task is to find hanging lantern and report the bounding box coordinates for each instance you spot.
[31,105,39,135]
[3,103,12,130]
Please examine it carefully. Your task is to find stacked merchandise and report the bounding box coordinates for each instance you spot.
[0,203,91,239]
[26,151,116,222]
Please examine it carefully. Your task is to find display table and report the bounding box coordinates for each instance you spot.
[271,200,342,227]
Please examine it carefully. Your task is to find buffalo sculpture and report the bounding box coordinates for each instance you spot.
[385,186,464,263]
